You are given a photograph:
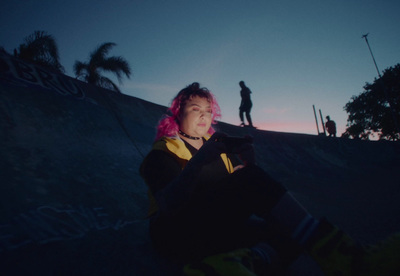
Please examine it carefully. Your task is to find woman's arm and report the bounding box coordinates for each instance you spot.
[141,136,228,218]
[140,150,182,196]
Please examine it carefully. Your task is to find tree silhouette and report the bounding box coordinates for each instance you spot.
[74,42,131,93]
[344,64,400,140]
[14,31,64,73]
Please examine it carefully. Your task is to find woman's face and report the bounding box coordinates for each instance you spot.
[179,96,212,138]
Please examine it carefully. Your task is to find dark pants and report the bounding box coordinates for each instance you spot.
[240,101,253,126]
[149,165,287,262]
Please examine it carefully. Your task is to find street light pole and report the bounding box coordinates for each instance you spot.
[362,33,382,77]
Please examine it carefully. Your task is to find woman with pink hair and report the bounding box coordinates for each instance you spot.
[154,82,221,141]
[140,82,398,276]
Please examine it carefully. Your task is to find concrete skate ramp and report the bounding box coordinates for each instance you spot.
[1,52,400,275]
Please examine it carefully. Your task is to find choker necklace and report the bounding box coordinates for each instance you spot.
[178,130,201,140]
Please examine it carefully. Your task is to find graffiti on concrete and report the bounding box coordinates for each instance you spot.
[0,205,136,253]
[0,52,94,102]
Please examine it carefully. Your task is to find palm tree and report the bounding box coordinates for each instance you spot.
[14,30,64,73]
[74,42,131,93]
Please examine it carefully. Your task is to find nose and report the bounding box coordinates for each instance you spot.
[199,112,205,120]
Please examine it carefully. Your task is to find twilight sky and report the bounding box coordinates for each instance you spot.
[1,0,399,136]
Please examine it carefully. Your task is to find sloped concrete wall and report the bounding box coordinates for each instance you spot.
[1,52,400,275]
[0,53,178,275]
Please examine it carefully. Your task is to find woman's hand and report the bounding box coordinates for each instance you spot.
[236,142,256,166]
[189,132,228,166]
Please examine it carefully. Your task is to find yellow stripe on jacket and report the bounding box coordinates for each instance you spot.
[146,136,234,217]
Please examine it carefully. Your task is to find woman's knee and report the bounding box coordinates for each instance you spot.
[232,165,287,210]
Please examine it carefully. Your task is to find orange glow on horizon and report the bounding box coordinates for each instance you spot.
[255,121,317,135]
[220,115,344,136]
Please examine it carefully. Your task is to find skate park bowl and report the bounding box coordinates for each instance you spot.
[1,52,400,275]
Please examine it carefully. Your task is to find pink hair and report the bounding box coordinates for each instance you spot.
[155,82,221,140]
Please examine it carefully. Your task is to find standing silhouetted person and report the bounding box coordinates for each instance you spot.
[325,116,337,137]
[239,81,253,127]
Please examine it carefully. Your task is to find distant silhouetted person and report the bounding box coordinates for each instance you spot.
[239,81,253,127]
[325,116,336,137]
